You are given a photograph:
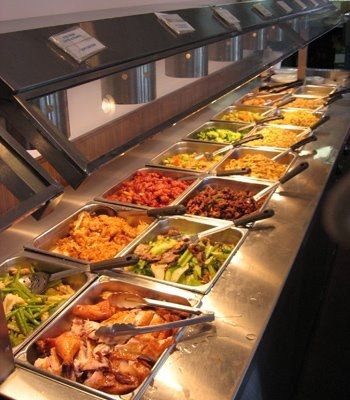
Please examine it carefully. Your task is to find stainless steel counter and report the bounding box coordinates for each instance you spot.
[1,77,350,400]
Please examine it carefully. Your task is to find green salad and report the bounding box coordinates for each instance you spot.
[126,231,234,286]
[196,128,243,143]
[0,264,75,347]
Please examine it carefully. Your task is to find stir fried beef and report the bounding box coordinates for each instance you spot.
[186,186,260,220]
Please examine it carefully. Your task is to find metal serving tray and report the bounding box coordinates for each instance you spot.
[248,124,312,151]
[211,105,276,123]
[277,108,329,130]
[15,274,201,400]
[0,251,94,355]
[182,121,255,144]
[117,215,244,294]
[146,141,231,173]
[235,92,290,107]
[25,202,155,264]
[294,84,336,97]
[95,167,200,210]
[214,147,297,183]
[179,176,272,220]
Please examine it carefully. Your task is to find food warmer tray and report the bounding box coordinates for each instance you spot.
[25,202,156,264]
[178,176,273,219]
[210,105,276,123]
[15,274,201,400]
[95,167,200,210]
[234,92,291,107]
[293,84,336,97]
[248,124,313,151]
[214,146,297,183]
[277,108,329,130]
[182,121,255,144]
[0,251,95,355]
[146,141,232,173]
[117,215,245,294]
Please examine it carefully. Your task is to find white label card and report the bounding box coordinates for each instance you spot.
[49,27,106,63]
[310,0,319,6]
[253,4,273,18]
[213,7,242,30]
[277,1,293,13]
[155,12,195,35]
[294,0,307,9]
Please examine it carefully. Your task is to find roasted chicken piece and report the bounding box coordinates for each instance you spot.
[72,300,116,321]
[34,292,187,396]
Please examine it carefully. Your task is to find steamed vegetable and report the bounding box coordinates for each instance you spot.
[196,128,243,143]
[0,264,75,347]
[126,232,234,286]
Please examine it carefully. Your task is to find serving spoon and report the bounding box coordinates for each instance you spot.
[19,254,139,294]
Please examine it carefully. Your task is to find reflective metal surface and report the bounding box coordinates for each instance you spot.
[214,146,297,182]
[0,251,94,354]
[26,202,156,264]
[0,72,349,400]
[95,167,200,210]
[118,215,245,294]
[15,274,200,400]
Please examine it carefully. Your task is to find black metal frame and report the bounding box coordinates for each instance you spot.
[0,126,63,232]
[0,0,341,189]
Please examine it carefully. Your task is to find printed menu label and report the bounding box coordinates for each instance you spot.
[294,0,307,9]
[49,27,106,63]
[155,12,195,35]
[253,4,273,18]
[213,7,242,30]
[277,1,293,13]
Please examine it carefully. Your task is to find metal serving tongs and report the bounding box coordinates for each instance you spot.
[19,254,140,294]
[253,162,309,202]
[272,135,317,161]
[258,79,304,94]
[95,292,215,338]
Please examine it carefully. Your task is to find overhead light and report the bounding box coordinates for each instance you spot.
[101,95,116,114]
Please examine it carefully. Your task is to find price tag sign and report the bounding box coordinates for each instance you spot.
[310,0,319,6]
[155,12,195,35]
[49,27,106,63]
[294,0,307,9]
[277,1,293,13]
[213,7,242,30]
[253,4,273,18]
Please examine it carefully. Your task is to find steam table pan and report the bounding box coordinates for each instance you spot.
[0,251,94,354]
[15,274,201,400]
[179,176,273,221]
[214,146,297,183]
[95,167,200,210]
[117,215,245,294]
[25,202,156,265]
[242,124,312,151]
[182,121,255,144]
[235,92,290,107]
[294,84,336,97]
[276,108,329,130]
[210,105,276,123]
[146,141,232,173]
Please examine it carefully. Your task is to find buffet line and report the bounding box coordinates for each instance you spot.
[1,78,346,400]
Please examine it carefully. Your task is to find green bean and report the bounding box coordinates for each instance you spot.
[15,309,29,336]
